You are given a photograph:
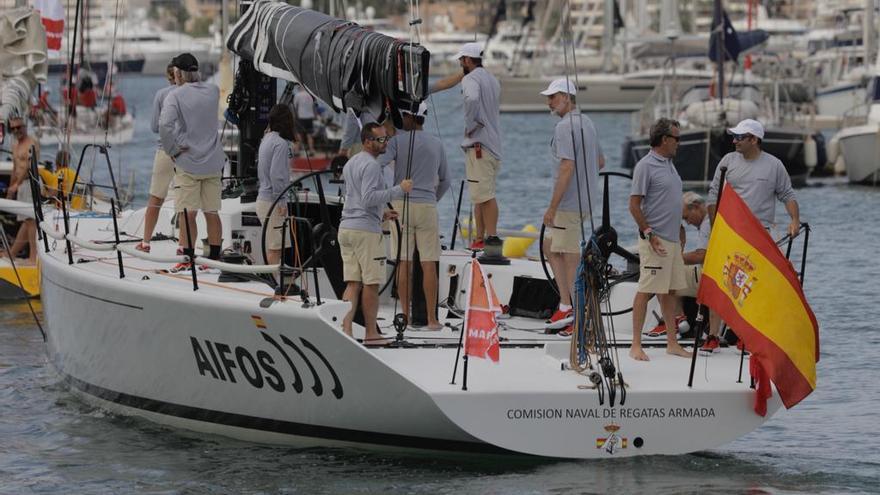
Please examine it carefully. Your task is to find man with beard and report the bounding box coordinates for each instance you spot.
[628,118,690,361]
[4,115,40,264]
[539,78,603,336]
[457,42,502,251]
[707,119,800,238]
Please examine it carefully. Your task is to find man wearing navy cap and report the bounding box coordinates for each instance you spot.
[159,52,227,271]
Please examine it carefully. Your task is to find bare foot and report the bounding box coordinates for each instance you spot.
[424,322,443,331]
[666,344,691,357]
[629,346,650,361]
[341,319,353,338]
[363,336,392,347]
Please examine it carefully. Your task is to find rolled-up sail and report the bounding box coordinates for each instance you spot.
[0,7,48,126]
[227,0,429,122]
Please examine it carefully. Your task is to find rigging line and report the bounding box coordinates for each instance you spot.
[0,229,46,341]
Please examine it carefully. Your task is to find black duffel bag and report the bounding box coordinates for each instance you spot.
[507,276,559,320]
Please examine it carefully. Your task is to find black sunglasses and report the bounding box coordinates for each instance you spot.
[732,133,751,141]
[9,125,23,131]
[368,136,390,143]
[665,134,680,142]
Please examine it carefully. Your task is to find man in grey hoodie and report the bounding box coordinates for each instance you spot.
[339,123,412,345]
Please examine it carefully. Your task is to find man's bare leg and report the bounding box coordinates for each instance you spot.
[473,202,485,242]
[7,223,29,259]
[482,198,498,237]
[421,261,442,330]
[630,292,652,361]
[178,211,199,252]
[362,284,390,345]
[205,212,222,246]
[141,195,164,245]
[25,220,37,263]
[396,260,411,324]
[341,281,360,337]
[659,293,690,357]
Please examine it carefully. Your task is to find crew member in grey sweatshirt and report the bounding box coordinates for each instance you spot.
[377,102,449,330]
[158,52,226,264]
[457,42,502,250]
[339,123,412,346]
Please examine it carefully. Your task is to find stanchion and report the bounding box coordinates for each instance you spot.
[111,198,124,278]
[182,208,198,291]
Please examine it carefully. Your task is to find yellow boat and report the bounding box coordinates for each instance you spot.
[0,258,39,299]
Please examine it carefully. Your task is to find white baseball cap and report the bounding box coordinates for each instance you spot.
[728,119,765,139]
[539,78,578,97]
[401,102,428,117]
[457,42,484,59]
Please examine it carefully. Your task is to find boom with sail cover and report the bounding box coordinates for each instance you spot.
[227,0,430,124]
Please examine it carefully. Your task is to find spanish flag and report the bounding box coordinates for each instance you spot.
[698,184,819,415]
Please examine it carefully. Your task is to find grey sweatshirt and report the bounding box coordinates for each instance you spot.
[151,84,176,149]
[460,67,502,160]
[340,151,404,233]
[377,130,449,204]
[257,131,292,203]
[159,81,226,175]
[707,151,796,227]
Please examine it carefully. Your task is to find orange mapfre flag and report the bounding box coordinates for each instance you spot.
[464,259,501,362]
[698,184,819,415]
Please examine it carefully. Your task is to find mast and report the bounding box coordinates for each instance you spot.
[865,0,876,70]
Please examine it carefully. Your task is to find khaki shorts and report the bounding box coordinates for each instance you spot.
[338,228,386,285]
[390,200,440,261]
[546,210,584,254]
[149,149,175,199]
[637,235,687,294]
[174,170,221,213]
[16,181,32,221]
[256,200,285,250]
[677,264,702,298]
[464,147,500,204]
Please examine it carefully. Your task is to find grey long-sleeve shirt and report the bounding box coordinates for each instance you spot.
[257,131,292,203]
[151,84,176,148]
[460,67,502,160]
[707,151,796,227]
[377,130,449,204]
[159,81,226,175]
[340,151,404,233]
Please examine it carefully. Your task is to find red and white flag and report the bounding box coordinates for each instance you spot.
[32,0,65,52]
[463,259,501,363]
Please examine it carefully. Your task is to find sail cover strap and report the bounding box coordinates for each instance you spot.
[227,0,429,121]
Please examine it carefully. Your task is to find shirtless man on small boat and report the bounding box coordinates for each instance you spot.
[4,115,40,264]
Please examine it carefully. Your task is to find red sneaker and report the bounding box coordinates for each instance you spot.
[700,335,720,353]
[646,314,687,337]
[169,262,192,273]
[546,308,573,330]
[557,325,573,338]
[469,239,485,250]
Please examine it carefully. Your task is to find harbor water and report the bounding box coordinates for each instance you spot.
[1,75,878,494]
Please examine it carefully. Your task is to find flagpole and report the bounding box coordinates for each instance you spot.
[688,166,727,387]
[450,251,477,385]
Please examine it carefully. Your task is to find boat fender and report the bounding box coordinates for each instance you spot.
[803,135,818,169]
[826,134,840,163]
[502,224,538,258]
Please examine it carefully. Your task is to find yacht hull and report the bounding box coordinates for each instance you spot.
[836,124,880,185]
[36,206,782,458]
[622,127,822,187]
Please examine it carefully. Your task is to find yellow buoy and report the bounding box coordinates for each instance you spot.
[503,224,538,258]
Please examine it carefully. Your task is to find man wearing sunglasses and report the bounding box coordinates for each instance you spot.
[707,119,800,238]
[628,118,691,361]
[339,123,413,346]
[4,116,40,264]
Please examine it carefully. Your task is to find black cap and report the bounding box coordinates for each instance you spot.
[172,53,199,71]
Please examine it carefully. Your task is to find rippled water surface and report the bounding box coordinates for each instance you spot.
[1,76,878,494]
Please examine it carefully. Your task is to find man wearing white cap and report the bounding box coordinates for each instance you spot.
[457,42,502,251]
[539,78,603,335]
[378,103,450,330]
[707,118,800,238]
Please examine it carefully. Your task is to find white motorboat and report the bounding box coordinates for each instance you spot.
[836,77,880,185]
[32,106,135,146]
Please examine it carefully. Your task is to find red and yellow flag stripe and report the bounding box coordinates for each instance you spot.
[698,184,818,409]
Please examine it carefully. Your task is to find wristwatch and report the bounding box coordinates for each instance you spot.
[639,227,654,240]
